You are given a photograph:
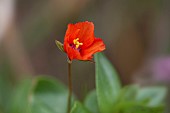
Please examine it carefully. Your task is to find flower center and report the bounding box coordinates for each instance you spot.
[73,38,83,49]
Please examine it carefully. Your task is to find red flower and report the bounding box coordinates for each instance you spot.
[63,21,105,61]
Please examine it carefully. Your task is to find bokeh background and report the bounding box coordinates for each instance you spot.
[0,0,170,112]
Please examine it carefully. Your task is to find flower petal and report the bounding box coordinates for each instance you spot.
[64,24,80,44]
[64,43,83,60]
[80,38,106,60]
[63,21,105,61]
[75,21,95,48]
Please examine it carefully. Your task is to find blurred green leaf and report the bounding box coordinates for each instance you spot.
[122,105,164,113]
[117,85,139,102]
[136,86,167,107]
[11,79,32,113]
[114,85,142,112]
[71,101,91,113]
[95,53,121,113]
[29,76,72,113]
[84,90,100,113]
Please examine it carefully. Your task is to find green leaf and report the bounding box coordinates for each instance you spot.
[11,79,32,113]
[113,85,141,112]
[122,105,164,113]
[29,76,72,113]
[136,86,167,107]
[84,90,100,113]
[71,101,91,113]
[55,40,64,52]
[117,85,139,102]
[95,53,121,113]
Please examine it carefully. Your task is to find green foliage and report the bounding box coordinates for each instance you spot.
[29,77,70,113]
[94,53,166,113]
[11,76,73,113]
[120,105,164,113]
[10,79,32,113]
[4,53,167,113]
[84,90,100,113]
[69,53,166,113]
[136,86,167,107]
[117,85,139,102]
[71,101,91,113]
[95,53,121,113]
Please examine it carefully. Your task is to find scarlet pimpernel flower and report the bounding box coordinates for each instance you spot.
[55,21,105,113]
[64,21,106,61]
[56,21,105,61]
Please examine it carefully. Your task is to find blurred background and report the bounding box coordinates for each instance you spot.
[0,0,170,112]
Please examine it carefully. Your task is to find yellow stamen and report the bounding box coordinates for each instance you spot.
[73,38,83,49]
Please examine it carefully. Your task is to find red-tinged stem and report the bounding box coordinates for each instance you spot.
[67,61,72,113]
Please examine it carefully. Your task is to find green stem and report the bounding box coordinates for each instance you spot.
[67,61,72,113]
